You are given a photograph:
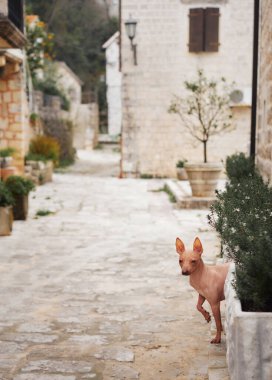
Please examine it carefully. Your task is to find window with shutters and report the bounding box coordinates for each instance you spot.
[188,8,220,53]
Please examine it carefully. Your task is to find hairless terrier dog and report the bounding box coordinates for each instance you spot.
[176,237,229,344]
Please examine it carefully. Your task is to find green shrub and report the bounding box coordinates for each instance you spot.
[225,153,256,181]
[25,153,48,163]
[208,155,272,312]
[176,159,187,168]
[5,176,35,196]
[0,181,14,207]
[29,135,60,164]
[0,147,16,157]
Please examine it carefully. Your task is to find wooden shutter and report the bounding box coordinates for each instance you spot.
[188,8,204,52]
[204,8,220,52]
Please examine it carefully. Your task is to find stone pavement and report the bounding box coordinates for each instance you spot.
[0,149,224,380]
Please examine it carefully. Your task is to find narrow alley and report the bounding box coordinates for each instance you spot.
[0,149,219,380]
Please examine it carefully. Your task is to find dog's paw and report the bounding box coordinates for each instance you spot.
[210,336,221,344]
[204,311,211,323]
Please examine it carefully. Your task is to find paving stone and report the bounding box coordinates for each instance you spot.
[0,341,27,354]
[104,363,139,379]
[1,333,58,344]
[17,323,53,333]
[21,360,93,374]
[68,335,108,345]
[95,347,135,362]
[14,375,76,380]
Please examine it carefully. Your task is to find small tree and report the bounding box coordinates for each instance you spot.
[169,70,233,163]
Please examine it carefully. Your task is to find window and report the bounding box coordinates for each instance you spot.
[8,0,24,32]
[189,8,220,53]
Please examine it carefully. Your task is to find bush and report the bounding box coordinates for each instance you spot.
[29,135,60,164]
[25,153,48,163]
[5,176,35,196]
[225,153,256,181]
[0,147,16,157]
[176,159,187,168]
[208,155,272,312]
[0,181,14,207]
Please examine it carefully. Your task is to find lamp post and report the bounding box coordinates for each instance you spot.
[124,14,137,65]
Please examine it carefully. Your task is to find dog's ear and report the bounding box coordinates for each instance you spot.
[193,237,203,254]
[176,238,185,254]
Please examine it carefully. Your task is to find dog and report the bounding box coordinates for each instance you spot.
[176,237,229,344]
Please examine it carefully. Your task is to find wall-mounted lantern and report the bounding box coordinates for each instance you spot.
[124,14,137,65]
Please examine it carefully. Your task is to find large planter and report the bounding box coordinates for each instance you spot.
[224,263,272,380]
[0,206,13,236]
[185,162,222,197]
[13,194,29,220]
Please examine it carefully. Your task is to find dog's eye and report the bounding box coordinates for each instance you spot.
[191,260,196,264]
[179,260,183,264]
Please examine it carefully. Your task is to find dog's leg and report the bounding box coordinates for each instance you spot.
[196,294,211,323]
[210,302,222,344]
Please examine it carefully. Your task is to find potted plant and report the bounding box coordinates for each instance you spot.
[0,147,17,181]
[176,159,188,180]
[169,70,233,197]
[208,153,272,379]
[0,181,14,236]
[5,176,35,220]
[25,135,60,184]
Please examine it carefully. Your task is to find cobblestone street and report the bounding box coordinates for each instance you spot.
[0,150,219,380]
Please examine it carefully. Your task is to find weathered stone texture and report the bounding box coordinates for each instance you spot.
[0,71,32,173]
[256,0,272,184]
[121,0,253,177]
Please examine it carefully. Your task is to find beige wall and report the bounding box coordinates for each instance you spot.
[0,69,31,173]
[256,0,272,184]
[121,0,253,177]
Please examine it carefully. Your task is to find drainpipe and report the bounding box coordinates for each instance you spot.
[119,0,123,178]
[250,0,260,159]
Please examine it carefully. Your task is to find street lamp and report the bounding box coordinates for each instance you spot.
[124,14,138,65]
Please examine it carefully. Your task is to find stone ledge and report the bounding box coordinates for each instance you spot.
[165,179,217,209]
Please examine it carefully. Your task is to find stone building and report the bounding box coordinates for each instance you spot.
[120,0,254,177]
[103,31,122,136]
[0,0,31,173]
[256,0,272,184]
[54,61,99,150]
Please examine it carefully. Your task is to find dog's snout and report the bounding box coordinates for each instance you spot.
[182,270,190,276]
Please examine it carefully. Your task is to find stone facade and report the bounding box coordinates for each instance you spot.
[121,0,253,177]
[1,60,35,172]
[103,32,122,136]
[55,62,99,150]
[256,0,272,184]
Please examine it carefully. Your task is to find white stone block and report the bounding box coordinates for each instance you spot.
[224,263,272,380]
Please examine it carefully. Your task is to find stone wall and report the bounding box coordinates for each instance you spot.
[256,0,272,184]
[74,103,99,149]
[104,32,122,136]
[0,69,32,173]
[121,0,253,177]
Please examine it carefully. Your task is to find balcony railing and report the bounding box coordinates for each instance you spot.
[8,0,24,32]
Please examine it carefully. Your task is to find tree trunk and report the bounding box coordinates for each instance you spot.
[203,140,207,163]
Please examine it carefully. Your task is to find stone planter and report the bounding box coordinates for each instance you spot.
[176,167,188,181]
[0,206,13,236]
[224,263,272,380]
[25,160,54,185]
[184,162,222,197]
[13,194,29,220]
